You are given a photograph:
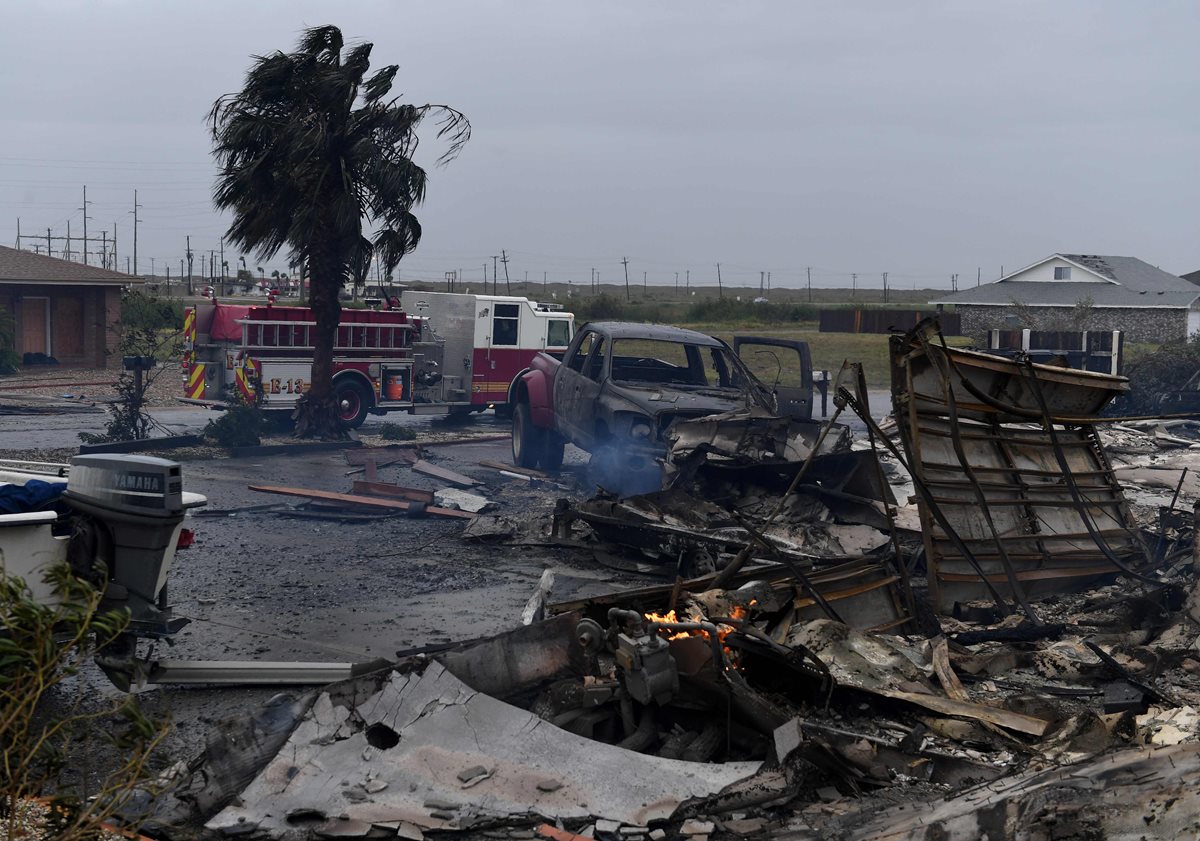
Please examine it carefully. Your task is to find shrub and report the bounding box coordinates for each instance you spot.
[1110,337,1200,416]
[0,307,20,374]
[378,422,417,441]
[120,291,184,332]
[0,565,168,840]
[204,402,273,447]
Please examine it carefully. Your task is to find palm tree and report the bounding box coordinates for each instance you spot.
[209,25,469,437]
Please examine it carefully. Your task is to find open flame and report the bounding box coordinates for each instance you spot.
[643,605,750,661]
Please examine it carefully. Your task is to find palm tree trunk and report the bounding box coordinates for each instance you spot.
[294,240,347,439]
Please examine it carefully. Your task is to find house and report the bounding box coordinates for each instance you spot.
[930,254,1200,342]
[0,245,141,368]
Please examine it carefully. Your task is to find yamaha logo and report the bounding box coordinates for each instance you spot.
[113,472,164,493]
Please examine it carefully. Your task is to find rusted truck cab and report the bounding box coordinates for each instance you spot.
[513,321,813,494]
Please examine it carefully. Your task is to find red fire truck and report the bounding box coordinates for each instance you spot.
[182,291,574,427]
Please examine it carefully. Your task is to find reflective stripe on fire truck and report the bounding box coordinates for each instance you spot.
[473,382,512,394]
[183,307,195,349]
[186,363,206,399]
[235,358,260,403]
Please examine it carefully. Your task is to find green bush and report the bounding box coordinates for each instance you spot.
[204,402,273,447]
[378,422,417,441]
[120,290,184,332]
[1110,337,1200,415]
[0,306,20,374]
[0,565,168,840]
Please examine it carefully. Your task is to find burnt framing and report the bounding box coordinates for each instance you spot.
[888,320,1150,617]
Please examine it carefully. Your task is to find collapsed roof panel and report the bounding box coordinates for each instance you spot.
[890,320,1146,614]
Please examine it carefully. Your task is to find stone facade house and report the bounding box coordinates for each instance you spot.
[931,254,1200,343]
[0,245,141,368]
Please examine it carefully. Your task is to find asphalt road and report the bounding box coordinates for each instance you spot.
[0,389,891,451]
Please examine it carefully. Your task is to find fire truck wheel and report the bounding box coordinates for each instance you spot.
[335,380,372,428]
[540,433,565,472]
[512,402,545,469]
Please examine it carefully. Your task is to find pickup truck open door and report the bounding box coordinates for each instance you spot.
[732,336,814,420]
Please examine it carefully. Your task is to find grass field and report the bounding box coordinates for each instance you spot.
[679,322,971,388]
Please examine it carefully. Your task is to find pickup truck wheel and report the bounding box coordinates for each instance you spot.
[335,380,371,429]
[512,402,545,469]
[540,433,565,472]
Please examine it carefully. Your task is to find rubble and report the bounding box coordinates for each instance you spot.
[120,320,1200,838]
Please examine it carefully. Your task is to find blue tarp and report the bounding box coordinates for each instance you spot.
[0,480,67,515]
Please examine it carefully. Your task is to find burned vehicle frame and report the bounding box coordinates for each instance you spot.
[514,322,813,495]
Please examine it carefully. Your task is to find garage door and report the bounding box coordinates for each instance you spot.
[54,296,85,360]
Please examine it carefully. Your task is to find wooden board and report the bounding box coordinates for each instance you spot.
[351,480,434,505]
[53,295,84,360]
[248,484,474,520]
[881,689,1050,737]
[345,446,420,467]
[231,440,361,457]
[411,459,480,487]
[479,459,549,479]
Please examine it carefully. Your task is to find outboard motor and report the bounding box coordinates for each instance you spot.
[63,455,206,688]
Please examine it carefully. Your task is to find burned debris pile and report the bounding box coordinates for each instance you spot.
[151,320,1200,840]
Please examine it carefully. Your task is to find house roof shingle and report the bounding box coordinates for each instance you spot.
[930,254,1200,309]
[0,245,140,286]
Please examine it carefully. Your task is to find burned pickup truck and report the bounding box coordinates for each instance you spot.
[511,322,813,494]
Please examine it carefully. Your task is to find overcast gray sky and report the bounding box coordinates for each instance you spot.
[1,0,1196,290]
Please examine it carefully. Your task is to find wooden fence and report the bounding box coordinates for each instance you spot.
[819,309,961,335]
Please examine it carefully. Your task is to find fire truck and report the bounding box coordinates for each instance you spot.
[182,291,575,427]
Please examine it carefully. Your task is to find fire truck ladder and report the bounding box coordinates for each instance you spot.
[239,318,413,354]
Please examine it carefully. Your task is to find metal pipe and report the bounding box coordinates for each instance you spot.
[145,659,358,685]
[647,620,725,669]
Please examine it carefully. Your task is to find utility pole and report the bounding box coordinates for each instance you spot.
[101,231,108,269]
[131,189,141,276]
[491,255,500,295]
[643,271,647,291]
[852,273,857,299]
[80,186,92,265]
[166,265,170,296]
[46,227,52,257]
[112,222,117,270]
[767,271,771,293]
[675,272,679,295]
[716,262,723,299]
[483,263,488,294]
[186,236,194,294]
[500,250,511,295]
[621,256,630,301]
[977,267,981,287]
[882,271,888,303]
[543,271,547,294]
[686,269,690,294]
[151,257,156,278]
[524,270,528,289]
[220,237,226,296]
[65,220,72,262]
[590,268,595,294]
[760,271,765,296]
[806,267,811,303]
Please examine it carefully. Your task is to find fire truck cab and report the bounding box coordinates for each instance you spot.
[182,291,573,427]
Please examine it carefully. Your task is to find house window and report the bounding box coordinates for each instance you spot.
[1054,267,1072,280]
